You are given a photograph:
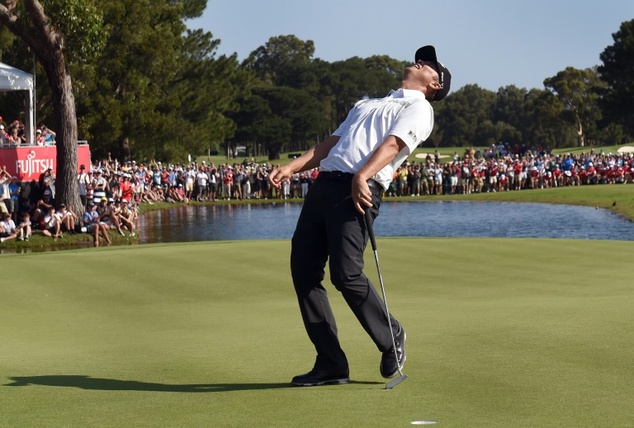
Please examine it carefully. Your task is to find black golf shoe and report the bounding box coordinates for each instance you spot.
[380,326,406,378]
[291,369,350,386]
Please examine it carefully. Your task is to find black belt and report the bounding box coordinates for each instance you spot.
[318,171,384,193]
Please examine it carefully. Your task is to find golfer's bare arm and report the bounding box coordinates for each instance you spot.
[269,135,340,188]
[352,135,407,214]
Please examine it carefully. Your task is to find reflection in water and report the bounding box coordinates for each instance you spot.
[138,203,303,243]
[137,201,634,243]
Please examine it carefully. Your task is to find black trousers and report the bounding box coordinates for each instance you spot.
[290,172,400,372]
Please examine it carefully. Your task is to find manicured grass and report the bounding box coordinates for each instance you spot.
[411,183,634,221]
[2,239,633,427]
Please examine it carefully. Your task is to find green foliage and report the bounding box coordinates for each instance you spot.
[431,84,495,147]
[243,34,315,86]
[326,56,402,126]
[71,0,249,163]
[544,67,604,147]
[40,0,107,63]
[229,85,323,159]
[598,18,634,139]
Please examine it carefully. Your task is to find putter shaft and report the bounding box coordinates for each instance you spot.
[365,210,408,389]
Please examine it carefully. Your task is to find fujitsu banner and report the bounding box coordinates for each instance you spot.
[0,145,91,181]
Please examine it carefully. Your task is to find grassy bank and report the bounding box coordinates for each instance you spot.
[1,239,633,427]
[416,184,634,222]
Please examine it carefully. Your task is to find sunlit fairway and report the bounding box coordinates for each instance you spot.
[2,239,633,427]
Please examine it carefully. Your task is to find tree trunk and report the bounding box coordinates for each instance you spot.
[40,54,83,218]
[267,149,280,160]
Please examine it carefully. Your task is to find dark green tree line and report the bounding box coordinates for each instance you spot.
[598,19,634,142]
[2,8,633,170]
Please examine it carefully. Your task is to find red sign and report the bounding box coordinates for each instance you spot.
[0,145,91,181]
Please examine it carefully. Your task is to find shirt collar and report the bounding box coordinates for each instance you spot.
[388,88,427,100]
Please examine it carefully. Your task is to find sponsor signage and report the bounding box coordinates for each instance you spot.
[0,145,91,181]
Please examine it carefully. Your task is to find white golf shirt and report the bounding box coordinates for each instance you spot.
[320,88,434,190]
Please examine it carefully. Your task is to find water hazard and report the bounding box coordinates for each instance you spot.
[137,201,634,243]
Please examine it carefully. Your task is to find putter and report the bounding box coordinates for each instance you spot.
[364,209,408,389]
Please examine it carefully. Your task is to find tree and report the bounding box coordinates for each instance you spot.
[544,67,604,147]
[326,56,402,127]
[245,36,404,131]
[0,0,106,216]
[243,34,315,87]
[598,19,634,141]
[230,85,323,160]
[522,88,571,150]
[490,85,527,146]
[68,0,248,163]
[432,84,496,148]
[2,0,248,166]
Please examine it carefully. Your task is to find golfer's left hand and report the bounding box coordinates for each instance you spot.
[352,175,373,215]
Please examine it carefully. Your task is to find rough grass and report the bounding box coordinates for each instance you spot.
[2,239,633,427]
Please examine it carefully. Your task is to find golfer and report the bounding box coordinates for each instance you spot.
[269,45,451,386]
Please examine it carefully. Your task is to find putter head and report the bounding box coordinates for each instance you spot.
[385,374,408,389]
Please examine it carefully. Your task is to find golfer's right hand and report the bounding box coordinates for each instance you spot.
[269,166,291,189]
[351,175,373,215]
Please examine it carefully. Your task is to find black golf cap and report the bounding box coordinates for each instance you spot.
[415,45,451,101]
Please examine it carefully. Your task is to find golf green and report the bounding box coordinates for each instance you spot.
[1,239,633,427]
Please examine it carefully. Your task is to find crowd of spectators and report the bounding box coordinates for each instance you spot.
[0,160,137,245]
[0,117,56,147]
[73,158,325,206]
[387,144,634,196]
[71,144,634,207]
[2,143,634,244]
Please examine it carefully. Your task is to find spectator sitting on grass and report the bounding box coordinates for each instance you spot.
[148,185,165,203]
[58,204,78,234]
[83,202,111,246]
[97,197,125,236]
[15,212,32,241]
[39,206,63,240]
[165,184,185,203]
[115,200,137,237]
[0,213,17,243]
[31,189,55,226]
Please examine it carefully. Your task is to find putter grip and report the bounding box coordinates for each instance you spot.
[364,209,377,251]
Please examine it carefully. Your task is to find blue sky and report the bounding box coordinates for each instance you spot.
[188,0,633,93]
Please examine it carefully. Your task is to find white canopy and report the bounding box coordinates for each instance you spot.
[0,62,35,144]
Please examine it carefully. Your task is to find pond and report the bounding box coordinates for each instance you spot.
[136,201,634,243]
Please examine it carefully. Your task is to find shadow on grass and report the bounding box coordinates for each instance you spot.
[4,375,381,392]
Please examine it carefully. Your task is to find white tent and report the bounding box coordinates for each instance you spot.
[0,62,35,144]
